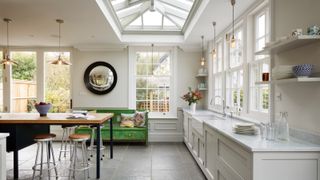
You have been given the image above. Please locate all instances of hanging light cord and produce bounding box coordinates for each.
[201,36,204,58]
[58,21,61,57]
[232,0,235,38]
[6,20,9,50]
[212,22,216,50]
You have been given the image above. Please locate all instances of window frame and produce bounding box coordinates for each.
[209,2,271,123]
[128,46,177,118]
[248,7,271,119]
[0,47,73,113]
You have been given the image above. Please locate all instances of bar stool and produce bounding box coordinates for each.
[88,125,105,161]
[58,125,75,161]
[69,134,91,180]
[32,134,58,180]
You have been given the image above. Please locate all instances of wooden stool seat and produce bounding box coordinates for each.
[34,134,56,140]
[69,134,90,141]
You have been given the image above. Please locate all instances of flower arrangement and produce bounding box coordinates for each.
[181,87,203,105]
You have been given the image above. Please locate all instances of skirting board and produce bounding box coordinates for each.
[148,132,183,142]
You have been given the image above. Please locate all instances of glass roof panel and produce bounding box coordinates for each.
[131,16,142,26]
[143,11,162,26]
[109,0,197,32]
[163,16,175,27]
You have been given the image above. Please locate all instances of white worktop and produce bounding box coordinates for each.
[184,109,320,152]
[0,133,9,139]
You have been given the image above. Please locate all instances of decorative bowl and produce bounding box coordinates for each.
[292,64,314,77]
[35,103,52,116]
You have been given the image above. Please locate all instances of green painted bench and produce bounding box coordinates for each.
[75,109,148,144]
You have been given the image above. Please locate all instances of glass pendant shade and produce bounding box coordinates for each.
[51,19,71,65]
[1,18,18,66]
[230,35,236,48]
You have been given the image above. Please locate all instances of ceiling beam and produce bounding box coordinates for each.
[157,0,192,12]
[157,2,188,19]
[156,7,182,29]
[114,0,149,11]
[117,1,150,19]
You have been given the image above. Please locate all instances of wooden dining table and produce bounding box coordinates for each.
[0,112,114,179]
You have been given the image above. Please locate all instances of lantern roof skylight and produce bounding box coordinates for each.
[107,0,199,34]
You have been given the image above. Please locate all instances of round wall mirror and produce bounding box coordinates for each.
[84,61,117,95]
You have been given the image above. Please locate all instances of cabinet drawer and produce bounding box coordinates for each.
[115,131,146,140]
[217,133,251,180]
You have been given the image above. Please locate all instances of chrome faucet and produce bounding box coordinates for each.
[213,96,227,117]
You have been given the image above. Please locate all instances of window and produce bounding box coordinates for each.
[226,69,244,109]
[0,51,3,112]
[129,47,175,117]
[229,30,243,68]
[136,51,170,113]
[11,51,37,112]
[212,41,223,107]
[44,52,71,113]
[249,9,270,114]
[226,28,244,111]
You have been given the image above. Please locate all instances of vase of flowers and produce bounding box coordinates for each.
[181,87,203,113]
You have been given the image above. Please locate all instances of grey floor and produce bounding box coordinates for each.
[6,142,206,180]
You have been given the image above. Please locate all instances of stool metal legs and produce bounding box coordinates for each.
[69,140,90,180]
[59,127,73,160]
[32,141,58,180]
[88,127,105,161]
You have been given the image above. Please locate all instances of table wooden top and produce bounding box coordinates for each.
[0,113,113,125]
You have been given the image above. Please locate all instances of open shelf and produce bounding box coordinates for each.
[256,77,320,85]
[255,81,270,85]
[196,74,208,77]
[255,35,320,55]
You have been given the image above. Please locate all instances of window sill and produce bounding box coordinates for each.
[148,115,178,120]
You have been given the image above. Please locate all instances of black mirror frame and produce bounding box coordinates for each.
[83,61,118,95]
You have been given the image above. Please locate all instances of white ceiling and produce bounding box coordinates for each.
[0,0,257,48]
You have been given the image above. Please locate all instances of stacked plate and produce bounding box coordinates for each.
[233,123,257,135]
[272,65,295,80]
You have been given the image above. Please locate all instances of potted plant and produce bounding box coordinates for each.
[181,87,203,113]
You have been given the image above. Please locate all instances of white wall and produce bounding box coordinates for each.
[71,47,201,142]
[177,49,204,109]
[72,48,202,110]
[272,0,320,134]
[72,49,128,108]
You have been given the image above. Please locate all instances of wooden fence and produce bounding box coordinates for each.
[12,80,36,112]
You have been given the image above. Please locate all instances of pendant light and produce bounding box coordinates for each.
[51,19,71,65]
[200,35,205,66]
[1,18,18,65]
[230,0,236,48]
[211,21,217,59]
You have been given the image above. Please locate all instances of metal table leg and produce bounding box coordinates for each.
[110,119,113,159]
[13,150,18,179]
[96,125,101,179]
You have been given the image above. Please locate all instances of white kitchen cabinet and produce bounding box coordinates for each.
[183,111,189,143]
[203,123,320,180]
[199,138,205,166]
[204,125,218,180]
[188,115,193,148]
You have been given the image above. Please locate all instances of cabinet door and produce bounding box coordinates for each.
[199,138,205,166]
[204,126,218,180]
[192,131,198,155]
[188,116,193,148]
[183,112,189,142]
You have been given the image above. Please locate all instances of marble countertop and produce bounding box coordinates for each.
[0,133,9,139]
[184,109,320,152]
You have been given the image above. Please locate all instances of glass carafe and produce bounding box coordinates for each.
[277,112,290,141]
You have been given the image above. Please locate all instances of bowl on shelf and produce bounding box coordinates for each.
[292,64,314,77]
[34,102,52,116]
